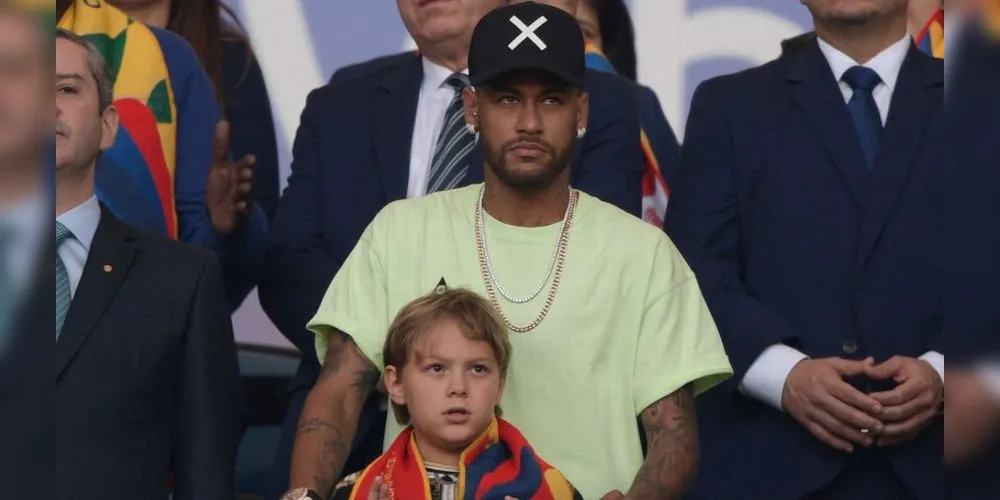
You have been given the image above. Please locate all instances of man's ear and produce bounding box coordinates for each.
[99,104,119,151]
[462,86,479,132]
[384,365,407,407]
[576,90,590,132]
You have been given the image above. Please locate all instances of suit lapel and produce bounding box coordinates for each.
[857,46,943,265]
[55,207,137,379]
[374,53,423,203]
[786,42,870,206]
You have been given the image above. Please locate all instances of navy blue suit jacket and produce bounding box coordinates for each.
[666,42,945,499]
[259,51,643,485]
[942,23,1000,500]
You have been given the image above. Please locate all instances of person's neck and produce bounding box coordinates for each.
[114,0,171,28]
[56,166,96,216]
[0,160,43,212]
[907,1,940,36]
[482,178,571,227]
[413,432,463,468]
[419,40,471,73]
[815,16,907,63]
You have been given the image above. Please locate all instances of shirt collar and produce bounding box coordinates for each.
[420,56,468,95]
[817,34,911,92]
[56,195,100,252]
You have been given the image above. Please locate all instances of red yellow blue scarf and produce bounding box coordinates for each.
[915,7,945,59]
[58,0,179,238]
[584,41,670,228]
[349,418,580,499]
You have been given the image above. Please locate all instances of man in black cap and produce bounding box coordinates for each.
[281,3,732,500]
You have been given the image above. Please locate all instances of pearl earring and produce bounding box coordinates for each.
[576,127,587,139]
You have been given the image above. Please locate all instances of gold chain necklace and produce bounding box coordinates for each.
[474,187,578,333]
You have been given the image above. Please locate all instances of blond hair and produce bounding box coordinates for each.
[383,287,511,425]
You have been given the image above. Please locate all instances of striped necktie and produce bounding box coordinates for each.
[842,66,883,170]
[427,73,474,194]
[55,221,74,341]
[0,224,13,337]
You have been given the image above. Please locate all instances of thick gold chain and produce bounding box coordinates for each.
[475,188,578,333]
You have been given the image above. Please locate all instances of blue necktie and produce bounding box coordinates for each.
[427,73,474,194]
[842,66,883,170]
[55,221,74,341]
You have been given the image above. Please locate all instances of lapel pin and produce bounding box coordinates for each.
[103,264,113,273]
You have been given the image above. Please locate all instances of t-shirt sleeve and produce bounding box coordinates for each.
[633,237,734,415]
[307,214,391,370]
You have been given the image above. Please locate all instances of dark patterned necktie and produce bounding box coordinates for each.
[427,73,474,194]
[842,66,883,170]
[55,221,74,341]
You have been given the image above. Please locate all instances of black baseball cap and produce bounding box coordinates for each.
[468,2,585,88]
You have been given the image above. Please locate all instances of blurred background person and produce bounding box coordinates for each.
[106,0,281,222]
[575,0,677,227]
[54,27,242,499]
[942,3,1000,498]
[0,3,53,496]
[260,1,647,496]
[56,0,267,310]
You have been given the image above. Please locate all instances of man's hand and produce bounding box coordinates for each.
[367,477,389,500]
[206,120,255,235]
[864,356,943,446]
[944,370,1000,466]
[782,357,884,452]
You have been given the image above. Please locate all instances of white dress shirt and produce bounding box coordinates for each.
[1,191,47,296]
[407,58,470,199]
[739,35,945,411]
[56,195,101,300]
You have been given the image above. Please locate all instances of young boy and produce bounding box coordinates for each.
[331,288,581,500]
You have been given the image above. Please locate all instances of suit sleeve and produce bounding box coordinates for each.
[258,88,341,354]
[572,77,643,216]
[665,81,802,398]
[172,254,242,500]
[162,29,267,310]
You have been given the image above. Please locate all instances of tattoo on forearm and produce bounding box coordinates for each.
[314,426,349,498]
[629,384,700,500]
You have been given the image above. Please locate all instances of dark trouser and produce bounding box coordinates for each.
[804,448,918,500]
[264,386,385,500]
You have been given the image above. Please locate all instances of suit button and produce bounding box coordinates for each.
[842,341,858,355]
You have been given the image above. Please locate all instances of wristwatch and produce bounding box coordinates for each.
[280,488,324,500]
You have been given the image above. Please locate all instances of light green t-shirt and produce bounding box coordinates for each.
[308,184,732,498]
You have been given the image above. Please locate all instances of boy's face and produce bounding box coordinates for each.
[385,318,505,453]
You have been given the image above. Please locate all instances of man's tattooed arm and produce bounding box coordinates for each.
[288,330,379,499]
[627,384,700,500]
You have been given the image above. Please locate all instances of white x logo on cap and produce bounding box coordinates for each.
[508,15,548,51]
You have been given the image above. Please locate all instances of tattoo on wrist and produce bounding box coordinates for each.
[630,384,699,500]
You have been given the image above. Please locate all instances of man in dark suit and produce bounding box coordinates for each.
[260,1,644,495]
[0,5,55,496]
[941,10,1000,499]
[667,1,946,498]
[55,29,242,499]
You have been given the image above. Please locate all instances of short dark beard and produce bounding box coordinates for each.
[482,135,573,192]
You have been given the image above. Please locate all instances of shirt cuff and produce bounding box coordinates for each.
[975,363,1000,404]
[919,351,945,383]
[739,344,809,411]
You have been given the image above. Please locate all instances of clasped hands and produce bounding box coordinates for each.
[782,355,942,452]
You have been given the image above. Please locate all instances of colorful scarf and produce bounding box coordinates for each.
[915,7,945,59]
[349,418,580,500]
[584,41,670,228]
[58,0,179,238]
